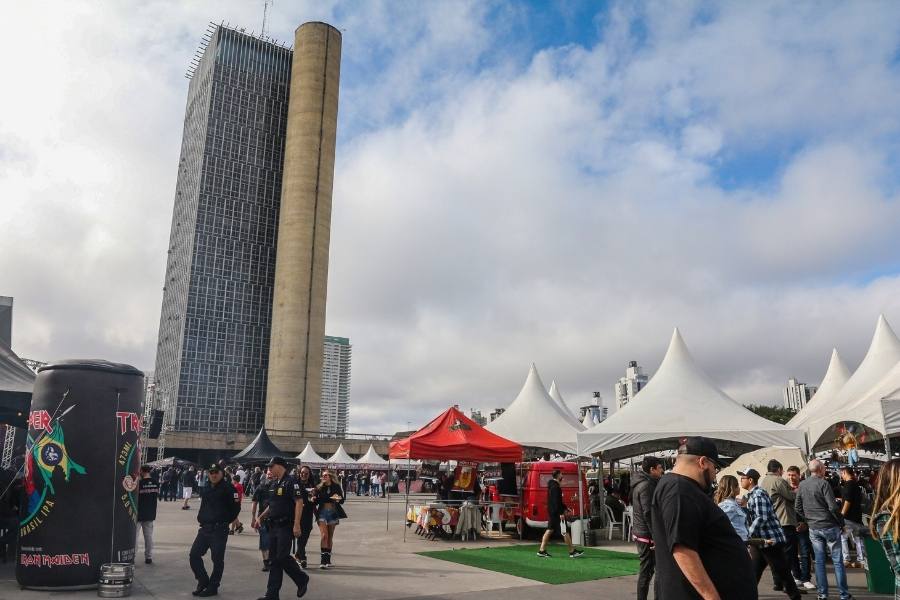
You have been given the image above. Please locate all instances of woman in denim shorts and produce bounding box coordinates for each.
[313,471,347,569]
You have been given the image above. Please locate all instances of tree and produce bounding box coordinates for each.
[744,404,797,425]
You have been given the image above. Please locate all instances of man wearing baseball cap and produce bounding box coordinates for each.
[651,437,756,599]
[189,463,241,597]
[738,467,803,599]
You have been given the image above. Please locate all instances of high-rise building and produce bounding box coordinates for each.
[784,377,817,411]
[320,336,351,436]
[489,408,505,422]
[580,392,608,424]
[0,296,12,348]
[469,410,486,426]
[153,25,293,438]
[615,360,648,410]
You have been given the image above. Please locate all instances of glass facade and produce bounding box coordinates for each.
[154,27,292,435]
[321,336,351,436]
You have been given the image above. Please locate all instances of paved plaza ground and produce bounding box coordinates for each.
[0,495,887,600]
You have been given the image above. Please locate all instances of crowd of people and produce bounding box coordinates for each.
[594,436,900,600]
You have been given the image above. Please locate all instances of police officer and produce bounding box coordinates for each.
[189,463,241,597]
[257,457,309,600]
[293,465,316,568]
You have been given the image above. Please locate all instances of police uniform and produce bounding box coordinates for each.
[189,465,241,597]
[261,457,309,600]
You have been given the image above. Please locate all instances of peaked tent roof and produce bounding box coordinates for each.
[797,315,900,448]
[581,411,594,429]
[548,380,579,422]
[232,427,287,462]
[0,341,34,428]
[295,442,328,465]
[357,444,389,466]
[486,364,584,453]
[577,329,806,459]
[326,444,356,467]
[389,406,522,463]
[787,348,851,432]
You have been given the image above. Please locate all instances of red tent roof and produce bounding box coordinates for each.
[389,406,522,463]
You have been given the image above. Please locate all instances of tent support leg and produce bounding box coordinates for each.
[403,457,410,543]
[886,435,893,459]
[386,460,391,532]
[576,454,585,547]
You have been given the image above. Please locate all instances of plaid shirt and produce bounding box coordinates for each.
[874,511,900,592]
[746,486,786,544]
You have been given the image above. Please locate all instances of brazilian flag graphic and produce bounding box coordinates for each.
[31,422,86,495]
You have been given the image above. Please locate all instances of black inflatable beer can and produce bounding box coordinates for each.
[16,359,144,589]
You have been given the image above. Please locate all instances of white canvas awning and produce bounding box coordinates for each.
[791,315,900,449]
[577,329,806,459]
[356,444,389,467]
[787,348,851,434]
[326,443,356,468]
[295,442,327,466]
[486,364,584,453]
[882,396,900,437]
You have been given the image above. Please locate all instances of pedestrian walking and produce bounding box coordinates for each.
[314,470,348,568]
[536,468,584,559]
[182,467,196,510]
[228,474,245,535]
[795,459,854,600]
[256,457,309,600]
[785,465,816,591]
[738,466,802,600]
[838,466,867,568]
[137,465,159,565]
[631,456,663,600]
[293,465,316,568]
[869,458,900,598]
[650,437,756,599]
[251,473,272,572]
[761,460,807,593]
[188,464,241,597]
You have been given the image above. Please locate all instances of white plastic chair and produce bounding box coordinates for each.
[604,505,623,541]
[485,503,505,536]
[623,505,633,541]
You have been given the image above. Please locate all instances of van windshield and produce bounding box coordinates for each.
[537,473,580,488]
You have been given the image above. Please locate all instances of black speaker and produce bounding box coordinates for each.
[148,410,164,439]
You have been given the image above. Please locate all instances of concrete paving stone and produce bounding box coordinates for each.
[0,495,887,600]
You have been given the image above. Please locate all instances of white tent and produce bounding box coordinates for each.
[486,364,585,453]
[357,444,389,467]
[717,446,808,484]
[793,315,900,449]
[787,348,851,434]
[581,411,594,429]
[326,443,356,468]
[295,442,328,466]
[577,329,806,459]
[548,380,579,422]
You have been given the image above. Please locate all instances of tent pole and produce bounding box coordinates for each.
[403,456,410,543]
[576,440,585,547]
[385,460,391,532]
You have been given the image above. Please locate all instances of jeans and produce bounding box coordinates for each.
[795,526,813,583]
[635,540,656,600]
[841,520,866,565]
[751,543,802,600]
[809,526,850,599]
[136,520,154,560]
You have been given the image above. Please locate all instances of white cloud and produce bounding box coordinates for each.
[3,1,900,435]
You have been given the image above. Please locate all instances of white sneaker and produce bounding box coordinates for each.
[802,581,816,590]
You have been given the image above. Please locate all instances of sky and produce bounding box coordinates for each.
[3,1,900,435]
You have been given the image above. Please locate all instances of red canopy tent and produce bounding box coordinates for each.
[389,406,522,463]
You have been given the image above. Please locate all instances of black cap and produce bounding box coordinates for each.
[266,456,288,468]
[207,463,221,473]
[736,466,761,482]
[677,436,725,467]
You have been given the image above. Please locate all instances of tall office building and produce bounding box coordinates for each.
[153,25,292,437]
[784,377,817,411]
[320,336,351,436]
[0,297,11,348]
[615,360,649,409]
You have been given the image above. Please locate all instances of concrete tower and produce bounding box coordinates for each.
[265,22,342,437]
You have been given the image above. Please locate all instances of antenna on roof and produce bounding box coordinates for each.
[261,0,273,38]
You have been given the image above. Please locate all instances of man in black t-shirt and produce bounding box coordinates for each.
[838,466,866,568]
[137,466,159,564]
[651,437,757,600]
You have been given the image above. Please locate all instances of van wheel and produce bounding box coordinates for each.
[516,518,533,540]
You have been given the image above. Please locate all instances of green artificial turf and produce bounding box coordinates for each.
[417,544,640,585]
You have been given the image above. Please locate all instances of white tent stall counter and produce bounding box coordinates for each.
[577,329,806,460]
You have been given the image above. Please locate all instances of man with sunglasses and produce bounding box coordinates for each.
[651,437,756,600]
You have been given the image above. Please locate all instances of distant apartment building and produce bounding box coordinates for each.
[469,410,487,426]
[0,297,11,348]
[615,361,649,409]
[320,336,351,436]
[489,408,505,422]
[784,377,817,412]
[580,392,608,424]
